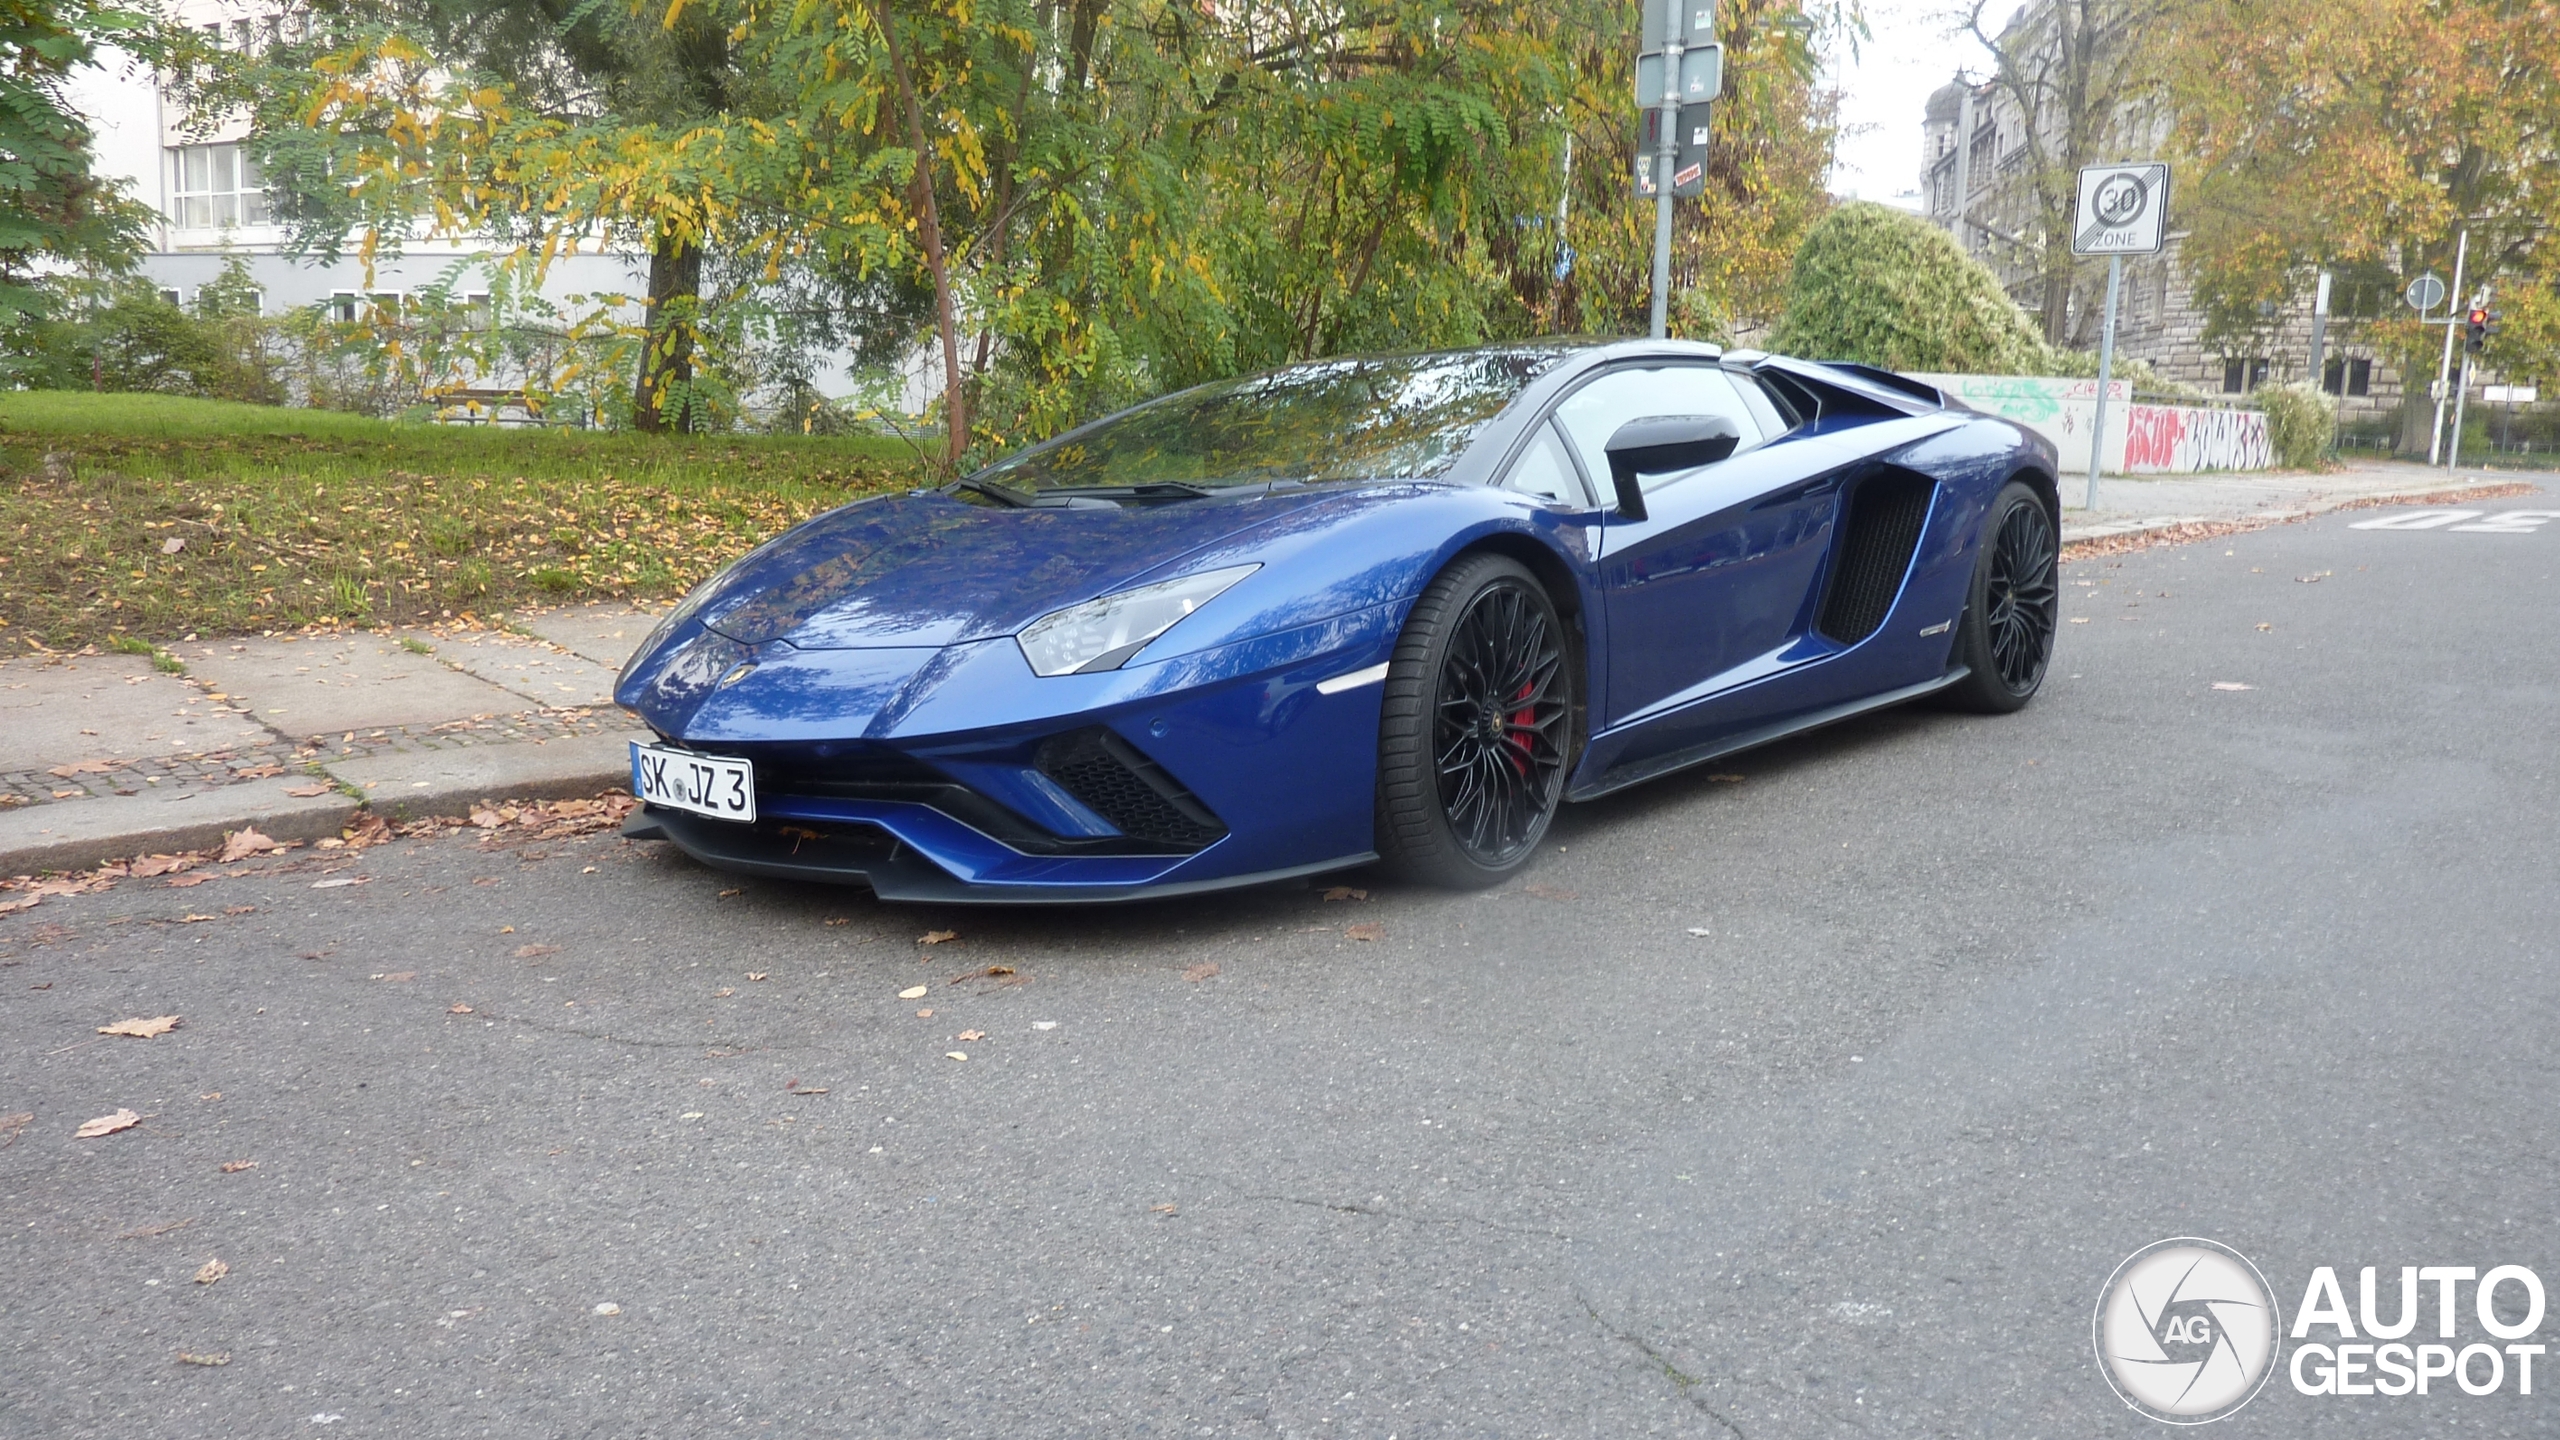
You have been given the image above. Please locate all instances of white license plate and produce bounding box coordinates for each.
[631,743,756,824]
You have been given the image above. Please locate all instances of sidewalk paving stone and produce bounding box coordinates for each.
[517,603,663,671]
[183,633,532,736]
[0,654,270,776]
[408,629,621,709]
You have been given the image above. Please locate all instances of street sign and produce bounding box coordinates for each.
[2483,385,2538,404]
[1635,107,1709,198]
[2404,273,2447,312]
[1634,45,1723,109]
[2070,162,2169,255]
[1640,0,1719,50]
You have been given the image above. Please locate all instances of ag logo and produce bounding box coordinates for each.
[2094,1238,2282,1423]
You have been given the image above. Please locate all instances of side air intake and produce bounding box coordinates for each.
[1817,469,1936,645]
[1035,729,1227,851]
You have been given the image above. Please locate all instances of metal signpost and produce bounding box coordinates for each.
[2070,162,2170,509]
[1637,0,1721,338]
[2428,231,2467,465]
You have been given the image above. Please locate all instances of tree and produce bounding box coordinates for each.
[1766,200,2050,371]
[2160,0,2560,450]
[0,0,162,336]
[1958,0,2183,346]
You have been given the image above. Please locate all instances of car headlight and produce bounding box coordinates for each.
[1017,564,1259,677]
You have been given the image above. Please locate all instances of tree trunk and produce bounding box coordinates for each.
[634,227,703,433]
[875,0,966,471]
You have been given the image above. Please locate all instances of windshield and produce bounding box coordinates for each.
[968,346,1581,494]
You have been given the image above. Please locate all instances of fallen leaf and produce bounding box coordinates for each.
[914,1008,934,1018]
[944,1051,968,1062]
[0,896,39,915]
[194,1258,229,1285]
[129,854,192,878]
[223,905,254,915]
[713,987,735,998]
[177,913,217,924]
[161,536,186,555]
[592,1302,621,1316]
[957,1029,986,1042]
[918,929,958,945]
[2255,623,2273,632]
[1151,1203,1179,1216]
[717,887,742,898]
[897,985,929,1000]
[176,1352,230,1367]
[48,759,117,778]
[218,1160,257,1173]
[341,813,392,849]
[374,972,416,983]
[1522,882,1579,901]
[2211,682,2255,692]
[166,873,211,888]
[0,1112,32,1148]
[823,916,851,926]
[310,876,369,890]
[98,1015,182,1039]
[512,943,560,958]
[468,808,504,829]
[1345,923,1385,942]
[1322,886,1368,902]
[233,765,284,780]
[283,782,333,797]
[447,1004,473,1014]
[746,972,768,982]
[219,828,281,862]
[2069,616,2091,624]
[1183,961,1220,982]
[1706,773,1746,783]
[76,1109,141,1138]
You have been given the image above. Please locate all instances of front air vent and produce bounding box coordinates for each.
[1035,728,1227,851]
[1817,469,1935,645]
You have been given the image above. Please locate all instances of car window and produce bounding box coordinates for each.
[1552,364,1765,498]
[1500,420,1590,506]
[1729,370,1793,438]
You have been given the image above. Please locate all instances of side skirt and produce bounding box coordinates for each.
[1567,666,1970,803]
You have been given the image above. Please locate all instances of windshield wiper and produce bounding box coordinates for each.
[949,478,1034,508]
[1034,481,1223,501]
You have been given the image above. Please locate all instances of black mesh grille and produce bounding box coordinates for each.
[1817,469,1935,645]
[1035,729,1227,850]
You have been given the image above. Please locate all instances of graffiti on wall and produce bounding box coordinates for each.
[2122,405,2271,473]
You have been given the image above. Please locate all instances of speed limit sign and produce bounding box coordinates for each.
[2072,163,2169,255]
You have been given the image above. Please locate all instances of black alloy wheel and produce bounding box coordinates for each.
[1375,554,1572,887]
[1939,479,2059,713]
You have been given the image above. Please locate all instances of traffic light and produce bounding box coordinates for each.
[2466,306,2489,354]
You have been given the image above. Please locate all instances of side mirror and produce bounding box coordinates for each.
[1603,414,1741,521]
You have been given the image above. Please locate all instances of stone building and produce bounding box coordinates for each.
[1918,62,2405,429]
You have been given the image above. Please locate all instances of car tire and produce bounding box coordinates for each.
[1937,479,2059,714]
[1373,554,1573,888]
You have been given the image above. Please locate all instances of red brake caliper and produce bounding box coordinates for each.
[1504,682,1536,775]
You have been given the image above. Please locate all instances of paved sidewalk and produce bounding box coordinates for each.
[0,459,2545,878]
[2058,457,2537,543]
[1,604,663,875]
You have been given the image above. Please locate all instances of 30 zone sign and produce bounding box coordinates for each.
[2349,508,2560,534]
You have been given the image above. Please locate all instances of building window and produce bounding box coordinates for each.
[173,143,270,229]
[2323,357,2372,397]
[329,291,360,323]
[2222,358,2271,394]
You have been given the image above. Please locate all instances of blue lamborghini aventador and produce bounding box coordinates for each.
[615,339,2062,902]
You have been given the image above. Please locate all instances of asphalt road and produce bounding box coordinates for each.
[5,490,2556,1439]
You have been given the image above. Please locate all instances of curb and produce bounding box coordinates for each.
[0,783,359,878]
[2061,475,2538,549]
[323,731,642,823]
[1,731,646,878]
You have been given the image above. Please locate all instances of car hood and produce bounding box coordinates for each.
[692,488,1353,650]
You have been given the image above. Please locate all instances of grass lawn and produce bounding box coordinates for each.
[0,393,935,648]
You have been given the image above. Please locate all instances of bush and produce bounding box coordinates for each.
[2257,381,2334,469]
[1768,203,2050,374]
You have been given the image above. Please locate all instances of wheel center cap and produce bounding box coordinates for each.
[1478,705,1507,741]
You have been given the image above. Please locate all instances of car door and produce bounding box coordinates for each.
[1557,363,1843,731]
